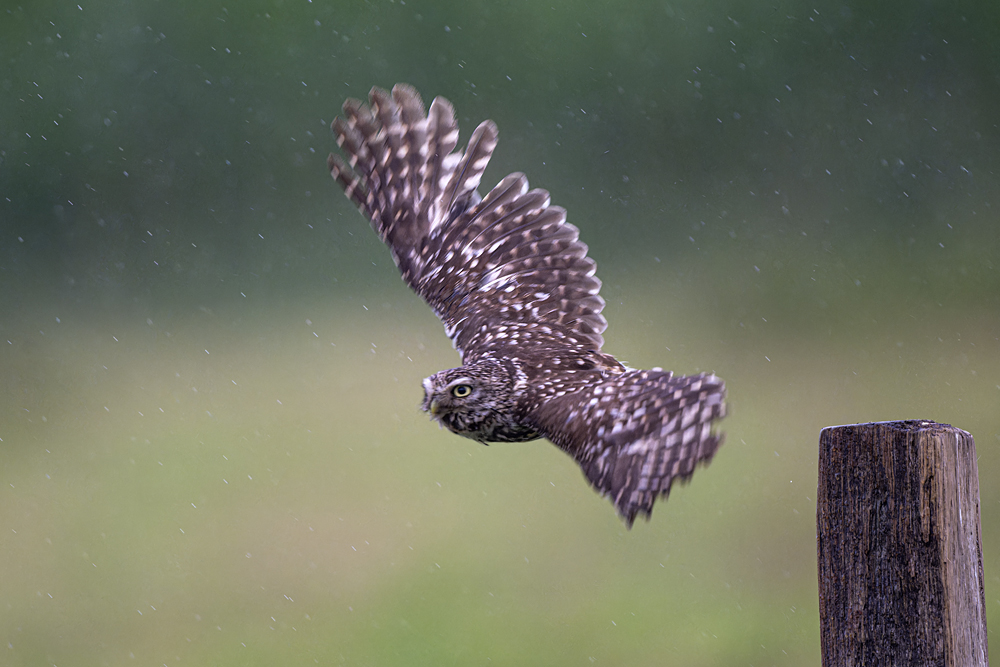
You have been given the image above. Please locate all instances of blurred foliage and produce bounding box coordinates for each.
[2,0,999,306]
[1,0,1000,665]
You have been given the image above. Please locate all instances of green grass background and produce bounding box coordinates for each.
[4,267,998,665]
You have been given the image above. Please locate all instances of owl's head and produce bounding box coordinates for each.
[421,369,488,430]
[420,360,513,442]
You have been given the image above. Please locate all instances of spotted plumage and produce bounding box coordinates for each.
[328,83,726,527]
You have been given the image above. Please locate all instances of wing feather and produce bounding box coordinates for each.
[531,371,727,527]
[439,120,499,221]
[329,83,609,356]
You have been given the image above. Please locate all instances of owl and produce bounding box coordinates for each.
[328,83,726,527]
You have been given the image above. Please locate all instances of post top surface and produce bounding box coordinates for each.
[820,420,971,438]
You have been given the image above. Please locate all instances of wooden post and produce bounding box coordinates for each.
[817,421,987,666]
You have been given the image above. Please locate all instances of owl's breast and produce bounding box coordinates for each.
[439,410,541,444]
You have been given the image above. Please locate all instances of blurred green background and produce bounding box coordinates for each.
[2,1,999,665]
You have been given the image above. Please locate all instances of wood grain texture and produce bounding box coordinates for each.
[817,421,987,667]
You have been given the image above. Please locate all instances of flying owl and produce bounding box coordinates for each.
[328,83,726,527]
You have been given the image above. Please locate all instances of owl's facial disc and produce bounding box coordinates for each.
[421,377,437,413]
[421,375,474,416]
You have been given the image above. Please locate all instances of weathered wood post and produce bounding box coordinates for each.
[817,421,987,666]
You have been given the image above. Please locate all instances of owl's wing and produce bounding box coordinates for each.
[329,84,608,357]
[530,370,726,527]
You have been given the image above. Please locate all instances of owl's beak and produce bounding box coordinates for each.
[428,398,441,415]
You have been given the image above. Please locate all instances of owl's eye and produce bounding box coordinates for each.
[450,384,473,398]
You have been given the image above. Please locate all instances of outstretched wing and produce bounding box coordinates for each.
[329,84,608,357]
[531,370,726,527]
